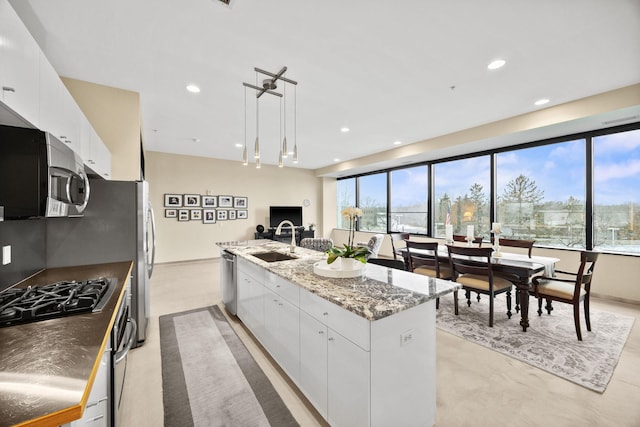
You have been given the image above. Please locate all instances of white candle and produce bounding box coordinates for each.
[445,224,453,241]
[467,225,474,239]
[492,222,501,234]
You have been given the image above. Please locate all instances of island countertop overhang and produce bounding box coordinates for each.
[217,240,460,321]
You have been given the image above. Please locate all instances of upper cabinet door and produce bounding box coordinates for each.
[0,0,40,126]
[39,53,82,154]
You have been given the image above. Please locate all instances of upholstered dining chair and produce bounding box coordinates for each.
[357,234,385,259]
[453,235,483,246]
[491,237,535,257]
[405,241,451,280]
[389,232,410,260]
[406,241,454,309]
[367,257,406,270]
[531,251,599,341]
[300,238,334,252]
[446,245,514,327]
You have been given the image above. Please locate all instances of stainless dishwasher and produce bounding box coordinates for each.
[221,250,237,315]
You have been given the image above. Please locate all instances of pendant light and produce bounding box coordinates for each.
[282,84,288,158]
[292,83,298,163]
[242,66,298,168]
[242,86,248,165]
[278,97,284,168]
[254,86,260,160]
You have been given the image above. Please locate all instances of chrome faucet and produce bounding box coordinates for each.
[275,220,296,253]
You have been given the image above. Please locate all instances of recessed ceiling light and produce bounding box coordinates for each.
[393,140,402,146]
[340,127,350,133]
[333,158,340,162]
[487,59,506,70]
[186,84,201,93]
[534,98,550,106]
[235,143,243,148]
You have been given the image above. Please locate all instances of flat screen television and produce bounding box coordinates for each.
[269,206,303,228]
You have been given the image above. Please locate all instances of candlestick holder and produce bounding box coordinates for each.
[465,236,474,247]
[493,233,502,257]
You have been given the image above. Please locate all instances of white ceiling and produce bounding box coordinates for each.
[11,0,640,174]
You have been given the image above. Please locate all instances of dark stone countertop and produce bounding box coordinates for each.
[0,261,133,427]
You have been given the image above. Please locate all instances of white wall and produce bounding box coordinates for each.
[146,151,322,263]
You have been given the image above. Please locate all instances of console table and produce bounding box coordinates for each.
[254,228,314,246]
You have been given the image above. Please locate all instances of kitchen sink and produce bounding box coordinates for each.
[252,251,297,262]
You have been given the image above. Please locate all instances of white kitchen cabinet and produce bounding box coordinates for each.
[39,52,82,153]
[299,311,328,419]
[328,328,370,427]
[85,128,112,178]
[299,291,370,427]
[237,266,265,341]
[0,0,40,126]
[235,254,438,427]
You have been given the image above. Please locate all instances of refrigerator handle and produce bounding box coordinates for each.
[147,205,157,278]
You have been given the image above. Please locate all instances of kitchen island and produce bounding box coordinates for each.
[218,240,460,427]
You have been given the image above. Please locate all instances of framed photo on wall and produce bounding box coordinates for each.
[217,210,228,221]
[233,196,247,208]
[237,210,248,219]
[202,196,217,208]
[203,209,216,224]
[218,196,233,208]
[165,209,177,218]
[228,210,236,220]
[184,194,200,207]
[178,209,189,221]
[164,194,182,207]
[190,210,202,220]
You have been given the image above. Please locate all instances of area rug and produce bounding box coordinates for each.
[159,305,299,427]
[435,294,635,393]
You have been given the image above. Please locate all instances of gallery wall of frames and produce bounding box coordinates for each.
[163,193,248,224]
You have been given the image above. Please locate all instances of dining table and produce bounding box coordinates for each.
[399,245,560,332]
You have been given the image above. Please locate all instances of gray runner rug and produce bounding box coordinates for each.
[159,305,299,427]
[435,294,635,393]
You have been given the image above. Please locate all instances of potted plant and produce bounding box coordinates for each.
[327,207,370,267]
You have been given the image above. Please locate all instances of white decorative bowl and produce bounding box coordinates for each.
[313,259,365,278]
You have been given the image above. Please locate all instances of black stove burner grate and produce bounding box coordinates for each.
[0,278,114,327]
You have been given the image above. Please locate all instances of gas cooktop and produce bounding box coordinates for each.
[0,277,116,328]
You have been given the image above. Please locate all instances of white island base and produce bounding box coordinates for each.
[221,242,457,427]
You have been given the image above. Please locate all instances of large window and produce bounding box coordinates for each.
[433,156,490,238]
[335,123,639,255]
[593,128,640,254]
[496,140,586,248]
[336,177,355,229]
[358,173,387,232]
[389,166,428,233]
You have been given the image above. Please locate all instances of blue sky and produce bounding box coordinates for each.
[343,128,639,207]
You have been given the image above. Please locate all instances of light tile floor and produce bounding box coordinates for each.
[121,259,640,426]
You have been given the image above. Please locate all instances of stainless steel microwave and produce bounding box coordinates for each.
[0,125,90,219]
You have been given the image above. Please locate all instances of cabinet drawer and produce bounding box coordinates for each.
[238,258,265,282]
[300,289,370,351]
[265,273,299,306]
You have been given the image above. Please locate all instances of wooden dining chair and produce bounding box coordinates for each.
[406,241,454,309]
[531,251,599,341]
[491,237,535,257]
[389,232,411,260]
[452,234,483,246]
[446,245,514,327]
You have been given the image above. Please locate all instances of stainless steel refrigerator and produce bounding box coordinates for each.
[46,180,156,348]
